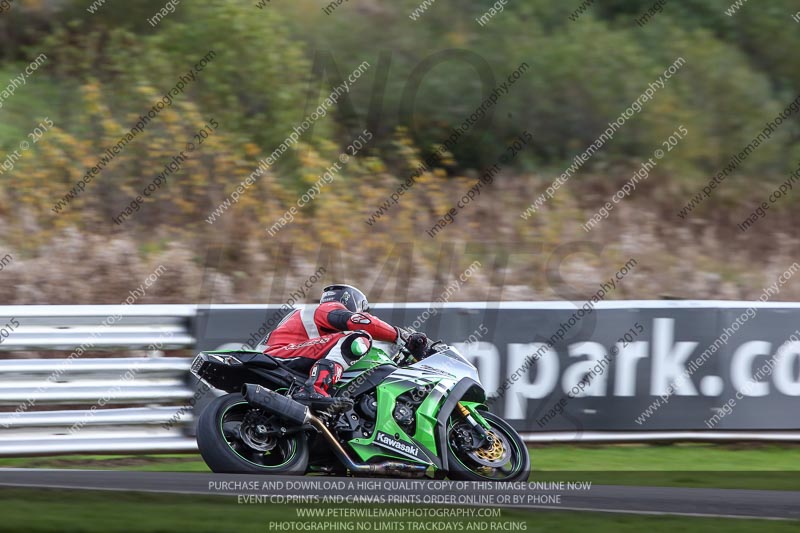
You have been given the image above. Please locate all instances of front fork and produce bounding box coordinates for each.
[456,401,492,448]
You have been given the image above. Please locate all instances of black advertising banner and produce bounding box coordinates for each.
[194,302,800,432]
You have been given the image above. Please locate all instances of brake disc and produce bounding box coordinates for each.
[465,430,510,467]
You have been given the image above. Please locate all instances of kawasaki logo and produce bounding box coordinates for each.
[375,431,420,458]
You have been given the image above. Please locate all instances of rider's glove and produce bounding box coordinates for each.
[404,332,428,360]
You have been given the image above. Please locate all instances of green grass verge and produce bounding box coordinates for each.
[1,444,798,490]
[530,443,800,471]
[530,443,800,491]
[0,454,210,472]
[0,489,796,533]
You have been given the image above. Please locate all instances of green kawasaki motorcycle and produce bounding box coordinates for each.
[191,341,529,481]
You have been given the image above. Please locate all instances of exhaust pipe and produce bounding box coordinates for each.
[242,384,427,477]
[242,384,310,426]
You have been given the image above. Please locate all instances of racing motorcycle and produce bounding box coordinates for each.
[191,339,529,481]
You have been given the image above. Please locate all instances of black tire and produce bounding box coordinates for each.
[446,411,530,482]
[197,392,309,474]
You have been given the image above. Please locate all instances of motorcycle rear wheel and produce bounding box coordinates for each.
[197,392,309,474]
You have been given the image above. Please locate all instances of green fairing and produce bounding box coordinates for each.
[347,379,434,466]
[336,347,482,470]
[338,348,393,379]
[412,379,446,457]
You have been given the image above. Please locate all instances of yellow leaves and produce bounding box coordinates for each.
[244,143,261,158]
[446,31,469,47]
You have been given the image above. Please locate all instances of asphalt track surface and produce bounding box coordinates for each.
[0,469,798,521]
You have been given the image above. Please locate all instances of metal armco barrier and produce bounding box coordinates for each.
[0,306,198,456]
[0,357,199,456]
[1,302,800,456]
[0,358,194,405]
[0,305,195,351]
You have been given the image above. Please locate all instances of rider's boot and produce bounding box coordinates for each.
[293,359,353,412]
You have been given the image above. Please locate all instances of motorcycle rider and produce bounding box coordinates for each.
[260,284,429,408]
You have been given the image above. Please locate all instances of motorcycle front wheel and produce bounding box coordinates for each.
[446,411,530,482]
[197,392,309,474]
